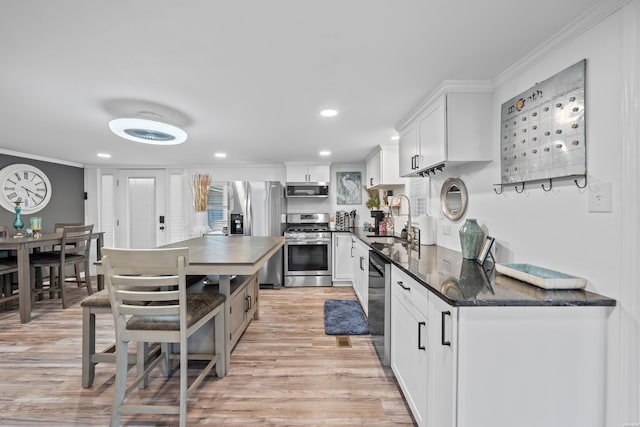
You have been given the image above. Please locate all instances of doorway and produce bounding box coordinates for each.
[117,170,166,248]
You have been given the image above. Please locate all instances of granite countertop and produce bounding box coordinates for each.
[350,228,616,308]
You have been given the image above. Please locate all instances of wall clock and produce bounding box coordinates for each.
[0,163,53,214]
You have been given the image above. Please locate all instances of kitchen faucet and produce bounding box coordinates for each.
[393,194,413,243]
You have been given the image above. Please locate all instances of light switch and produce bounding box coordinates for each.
[588,182,612,213]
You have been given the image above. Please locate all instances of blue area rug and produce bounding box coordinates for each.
[324,299,369,335]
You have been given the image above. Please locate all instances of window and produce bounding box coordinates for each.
[408,177,429,218]
[207,182,228,232]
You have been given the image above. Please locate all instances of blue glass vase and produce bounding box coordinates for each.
[13,203,24,237]
[459,218,484,259]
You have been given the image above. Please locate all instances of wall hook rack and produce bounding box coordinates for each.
[514,182,525,193]
[541,179,553,192]
[493,184,503,195]
[574,175,587,189]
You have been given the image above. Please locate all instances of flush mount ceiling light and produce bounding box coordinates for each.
[320,109,338,117]
[109,118,187,145]
[319,150,331,156]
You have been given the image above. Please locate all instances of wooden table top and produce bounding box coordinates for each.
[160,235,285,275]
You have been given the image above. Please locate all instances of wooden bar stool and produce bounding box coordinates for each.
[102,247,226,427]
[81,289,159,388]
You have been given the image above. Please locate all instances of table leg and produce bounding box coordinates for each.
[17,245,31,323]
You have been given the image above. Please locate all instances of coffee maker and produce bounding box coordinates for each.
[370,210,385,234]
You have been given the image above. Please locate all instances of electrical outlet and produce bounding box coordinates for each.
[588,182,612,213]
[442,224,451,235]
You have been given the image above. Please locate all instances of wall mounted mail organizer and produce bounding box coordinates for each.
[495,59,587,194]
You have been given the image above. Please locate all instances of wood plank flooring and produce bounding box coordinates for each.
[0,284,416,426]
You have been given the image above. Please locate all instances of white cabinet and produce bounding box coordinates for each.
[366,144,404,189]
[228,274,259,350]
[427,292,457,427]
[332,232,353,284]
[397,85,492,177]
[398,122,418,177]
[286,164,330,182]
[390,265,428,427]
[351,236,369,315]
[389,263,610,427]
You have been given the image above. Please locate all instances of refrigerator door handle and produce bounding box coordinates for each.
[245,182,252,236]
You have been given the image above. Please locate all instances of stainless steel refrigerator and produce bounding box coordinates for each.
[228,181,287,288]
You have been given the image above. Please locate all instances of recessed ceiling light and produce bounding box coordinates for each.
[109,118,187,145]
[214,152,227,158]
[391,135,400,141]
[319,150,331,156]
[97,153,111,158]
[320,109,338,117]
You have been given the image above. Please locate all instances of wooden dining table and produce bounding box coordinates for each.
[0,231,104,323]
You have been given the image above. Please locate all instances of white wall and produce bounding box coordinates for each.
[423,2,638,424]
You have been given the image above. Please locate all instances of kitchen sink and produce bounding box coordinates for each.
[366,235,408,245]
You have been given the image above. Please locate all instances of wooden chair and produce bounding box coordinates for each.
[0,226,18,308]
[30,224,94,309]
[53,222,83,286]
[81,289,159,388]
[102,247,226,427]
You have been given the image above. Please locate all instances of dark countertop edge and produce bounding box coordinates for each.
[351,229,617,308]
[392,261,616,308]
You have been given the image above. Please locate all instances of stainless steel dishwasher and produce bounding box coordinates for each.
[368,250,391,366]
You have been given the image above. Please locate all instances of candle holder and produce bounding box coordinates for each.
[30,216,42,238]
[13,201,24,238]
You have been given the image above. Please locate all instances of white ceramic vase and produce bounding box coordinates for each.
[190,211,212,238]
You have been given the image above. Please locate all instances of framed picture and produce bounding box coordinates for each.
[476,236,495,265]
[336,172,362,205]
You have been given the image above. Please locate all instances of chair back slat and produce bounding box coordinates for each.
[119,304,180,317]
[114,288,180,303]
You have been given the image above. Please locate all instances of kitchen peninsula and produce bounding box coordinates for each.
[98,235,284,375]
[352,229,615,427]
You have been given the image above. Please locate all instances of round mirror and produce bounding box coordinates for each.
[440,178,468,221]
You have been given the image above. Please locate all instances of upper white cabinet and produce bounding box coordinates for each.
[397,82,493,177]
[365,144,404,189]
[286,164,330,183]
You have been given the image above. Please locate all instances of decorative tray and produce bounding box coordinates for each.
[495,263,586,289]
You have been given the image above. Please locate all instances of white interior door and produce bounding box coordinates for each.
[117,170,166,248]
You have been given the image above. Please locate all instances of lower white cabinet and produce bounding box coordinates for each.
[351,237,369,315]
[390,264,611,427]
[391,266,428,426]
[332,232,353,284]
[228,274,258,350]
[427,291,457,427]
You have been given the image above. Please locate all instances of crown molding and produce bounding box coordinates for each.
[0,148,85,168]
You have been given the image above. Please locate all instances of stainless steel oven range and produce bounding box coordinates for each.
[284,213,332,287]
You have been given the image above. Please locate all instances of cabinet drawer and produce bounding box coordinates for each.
[391,265,428,315]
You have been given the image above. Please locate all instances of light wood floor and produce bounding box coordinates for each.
[0,283,415,426]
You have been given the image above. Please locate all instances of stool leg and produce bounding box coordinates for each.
[82,307,96,388]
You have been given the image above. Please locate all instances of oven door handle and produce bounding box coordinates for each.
[286,240,331,245]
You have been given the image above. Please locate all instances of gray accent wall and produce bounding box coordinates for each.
[0,154,84,233]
